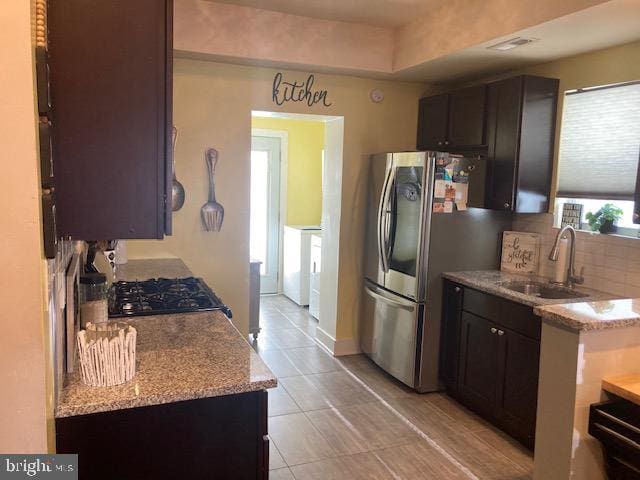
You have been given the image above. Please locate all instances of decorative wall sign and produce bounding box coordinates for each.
[501,231,540,274]
[561,203,583,229]
[272,72,332,107]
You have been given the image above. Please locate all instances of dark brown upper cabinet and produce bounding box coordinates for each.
[48,0,173,240]
[634,152,640,224]
[447,86,487,149]
[485,75,559,213]
[417,93,449,150]
[417,85,487,151]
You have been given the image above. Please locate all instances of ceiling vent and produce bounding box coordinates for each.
[487,37,538,51]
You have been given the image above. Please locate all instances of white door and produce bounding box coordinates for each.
[250,136,281,294]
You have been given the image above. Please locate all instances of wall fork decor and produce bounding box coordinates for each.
[201,148,224,232]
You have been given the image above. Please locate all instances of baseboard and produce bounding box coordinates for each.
[314,327,335,354]
[334,337,361,356]
[315,327,361,356]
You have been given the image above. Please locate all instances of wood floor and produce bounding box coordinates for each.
[253,295,533,480]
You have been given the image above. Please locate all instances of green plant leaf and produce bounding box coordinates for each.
[585,203,623,232]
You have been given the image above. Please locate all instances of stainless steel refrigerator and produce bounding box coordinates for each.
[360,151,511,392]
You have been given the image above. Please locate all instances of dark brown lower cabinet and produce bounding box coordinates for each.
[497,327,540,446]
[458,312,499,420]
[440,280,540,449]
[56,390,269,480]
[439,281,464,392]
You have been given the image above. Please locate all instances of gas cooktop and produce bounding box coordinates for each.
[108,277,232,318]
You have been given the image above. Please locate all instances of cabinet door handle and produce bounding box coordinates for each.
[454,286,461,293]
[444,141,449,145]
[497,329,505,336]
[490,327,497,334]
[504,202,511,209]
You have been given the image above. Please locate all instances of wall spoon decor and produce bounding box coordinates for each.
[171,126,185,211]
[201,148,224,232]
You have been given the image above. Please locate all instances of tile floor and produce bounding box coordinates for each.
[253,295,533,480]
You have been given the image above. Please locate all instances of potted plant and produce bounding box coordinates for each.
[585,203,624,234]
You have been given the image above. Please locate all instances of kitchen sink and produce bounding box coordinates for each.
[500,281,589,300]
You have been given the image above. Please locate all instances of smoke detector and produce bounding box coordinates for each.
[487,37,538,51]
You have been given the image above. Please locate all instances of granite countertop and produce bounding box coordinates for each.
[442,270,617,308]
[534,298,640,332]
[602,374,640,405]
[115,258,192,281]
[56,311,277,418]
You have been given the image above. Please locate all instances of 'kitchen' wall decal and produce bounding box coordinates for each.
[272,72,332,107]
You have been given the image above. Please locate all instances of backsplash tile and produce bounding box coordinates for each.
[513,213,640,298]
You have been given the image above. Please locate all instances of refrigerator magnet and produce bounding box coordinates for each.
[433,202,445,213]
[444,201,454,213]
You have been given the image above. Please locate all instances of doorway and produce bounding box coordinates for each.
[250,134,285,294]
[250,111,345,354]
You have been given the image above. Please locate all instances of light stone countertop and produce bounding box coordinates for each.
[442,270,630,332]
[442,270,617,308]
[56,311,277,418]
[115,258,192,281]
[534,298,640,332]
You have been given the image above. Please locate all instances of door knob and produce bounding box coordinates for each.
[490,327,497,334]
[504,202,511,209]
[497,330,505,336]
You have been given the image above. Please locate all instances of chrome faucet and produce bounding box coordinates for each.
[548,225,584,288]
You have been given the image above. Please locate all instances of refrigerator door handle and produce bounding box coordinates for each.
[378,167,395,273]
[364,284,415,312]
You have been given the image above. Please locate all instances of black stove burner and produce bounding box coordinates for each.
[109,277,232,318]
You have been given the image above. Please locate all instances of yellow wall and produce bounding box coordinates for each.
[251,117,325,226]
[455,40,640,211]
[0,0,49,453]
[128,58,425,339]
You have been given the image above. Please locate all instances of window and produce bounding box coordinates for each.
[555,198,639,237]
[555,81,640,236]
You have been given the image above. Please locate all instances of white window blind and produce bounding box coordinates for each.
[557,82,640,200]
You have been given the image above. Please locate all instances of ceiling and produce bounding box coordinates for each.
[185,0,640,84]
[397,0,640,83]
[210,0,447,27]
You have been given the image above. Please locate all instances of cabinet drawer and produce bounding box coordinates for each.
[500,301,540,340]
[589,400,640,476]
[463,287,540,340]
[463,288,502,320]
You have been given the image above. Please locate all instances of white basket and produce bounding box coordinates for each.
[77,322,137,387]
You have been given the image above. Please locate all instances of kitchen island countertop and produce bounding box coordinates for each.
[535,298,640,332]
[56,311,277,418]
[602,374,640,405]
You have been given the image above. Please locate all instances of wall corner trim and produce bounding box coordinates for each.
[315,326,361,356]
